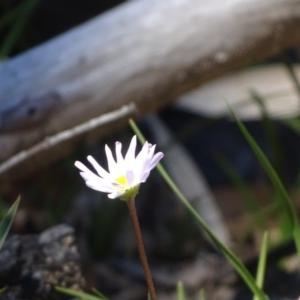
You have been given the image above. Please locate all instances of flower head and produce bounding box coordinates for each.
[75,135,163,200]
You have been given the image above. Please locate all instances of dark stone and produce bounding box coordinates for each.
[0,224,85,300]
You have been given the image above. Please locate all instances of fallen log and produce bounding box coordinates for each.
[1,0,300,183]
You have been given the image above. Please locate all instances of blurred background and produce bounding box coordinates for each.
[1,0,300,299]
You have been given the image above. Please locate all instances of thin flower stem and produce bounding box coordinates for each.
[126,198,157,300]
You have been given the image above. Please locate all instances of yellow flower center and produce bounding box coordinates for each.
[115,175,128,187]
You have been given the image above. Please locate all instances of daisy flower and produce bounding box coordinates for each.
[75,135,164,200]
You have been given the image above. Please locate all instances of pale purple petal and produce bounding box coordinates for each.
[135,142,150,175]
[126,170,136,187]
[105,145,118,174]
[147,144,156,160]
[140,171,150,182]
[142,145,156,172]
[147,152,164,171]
[87,156,110,179]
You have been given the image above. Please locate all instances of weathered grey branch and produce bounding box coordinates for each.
[0,103,136,179]
[1,0,300,183]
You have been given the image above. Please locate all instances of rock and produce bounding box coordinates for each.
[0,224,85,300]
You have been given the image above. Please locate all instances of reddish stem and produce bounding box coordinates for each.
[126,198,157,300]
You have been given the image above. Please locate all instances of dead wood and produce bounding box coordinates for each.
[176,64,300,120]
[1,0,300,183]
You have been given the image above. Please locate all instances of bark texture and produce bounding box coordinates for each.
[0,0,300,182]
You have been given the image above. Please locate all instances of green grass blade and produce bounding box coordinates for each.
[0,0,38,58]
[282,55,300,99]
[250,90,283,178]
[177,281,186,300]
[199,289,206,300]
[253,232,268,300]
[249,90,289,234]
[0,196,20,250]
[230,109,300,265]
[129,119,268,300]
[91,288,108,300]
[55,287,106,300]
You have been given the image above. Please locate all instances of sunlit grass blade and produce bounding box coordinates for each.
[249,89,293,234]
[282,54,300,99]
[0,196,20,250]
[249,90,290,235]
[230,109,300,265]
[253,232,268,300]
[91,288,108,300]
[55,287,106,300]
[0,287,7,295]
[129,119,268,300]
[282,117,300,135]
[249,90,283,178]
[177,281,186,300]
[199,289,206,300]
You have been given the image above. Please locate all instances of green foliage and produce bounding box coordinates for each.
[129,119,268,300]
[0,196,20,250]
[0,0,38,59]
[199,289,206,300]
[253,232,268,300]
[177,281,186,300]
[231,109,300,266]
[55,287,107,300]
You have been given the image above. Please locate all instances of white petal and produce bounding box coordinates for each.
[75,161,99,180]
[87,156,110,179]
[79,171,98,182]
[108,191,123,199]
[135,142,149,167]
[115,142,125,166]
[105,145,118,174]
[125,135,137,165]
[79,170,114,189]
[86,181,114,193]
[75,136,164,196]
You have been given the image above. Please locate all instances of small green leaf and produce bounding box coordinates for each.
[0,196,20,250]
[91,288,108,300]
[55,286,106,300]
[177,281,186,300]
[199,289,206,300]
[253,232,268,300]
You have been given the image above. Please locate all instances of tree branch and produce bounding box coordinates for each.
[0,0,300,183]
